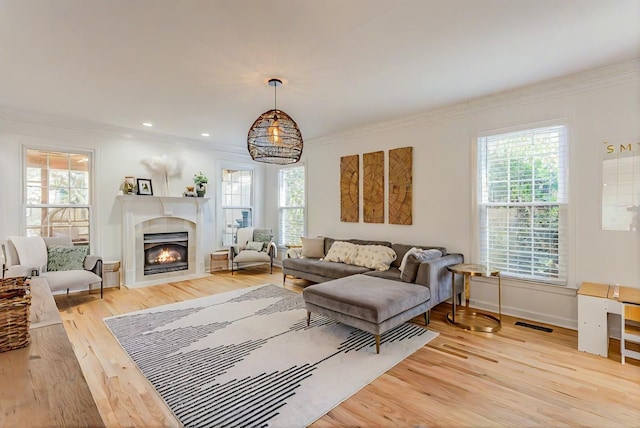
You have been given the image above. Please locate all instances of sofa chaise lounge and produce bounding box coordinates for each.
[283,237,464,311]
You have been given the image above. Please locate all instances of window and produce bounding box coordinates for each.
[221,168,252,246]
[278,166,305,246]
[25,149,92,246]
[477,125,568,285]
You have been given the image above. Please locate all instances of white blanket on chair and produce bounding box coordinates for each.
[236,227,255,248]
[9,236,48,273]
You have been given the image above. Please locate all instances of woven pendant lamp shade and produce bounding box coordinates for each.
[247,79,303,164]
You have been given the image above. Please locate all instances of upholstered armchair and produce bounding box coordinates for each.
[2,235,103,298]
[229,228,277,274]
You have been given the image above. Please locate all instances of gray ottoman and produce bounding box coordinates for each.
[302,274,430,353]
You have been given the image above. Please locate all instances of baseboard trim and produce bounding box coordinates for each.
[123,272,211,289]
[469,299,577,330]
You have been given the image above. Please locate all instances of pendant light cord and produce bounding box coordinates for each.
[273,82,277,112]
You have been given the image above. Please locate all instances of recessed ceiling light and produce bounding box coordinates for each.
[201,133,210,137]
[142,122,153,127]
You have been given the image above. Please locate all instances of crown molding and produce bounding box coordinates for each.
[310,59,640,145]
[0,106,249,156]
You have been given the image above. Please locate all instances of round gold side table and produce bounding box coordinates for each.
[447,263,501,332]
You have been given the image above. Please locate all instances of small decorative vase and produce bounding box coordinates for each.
[196,182,206,197]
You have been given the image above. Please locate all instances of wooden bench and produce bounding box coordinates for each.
[0,277,104,427]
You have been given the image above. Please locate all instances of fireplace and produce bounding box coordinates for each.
[118,195,210,287]
[143,232,188,276]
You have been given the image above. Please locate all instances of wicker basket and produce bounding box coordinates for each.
[0,276,31,352]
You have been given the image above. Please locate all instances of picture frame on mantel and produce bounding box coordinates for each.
[136,178,153,196]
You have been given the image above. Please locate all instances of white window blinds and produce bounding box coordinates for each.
[278,166,305,246]
[478,125,568,285]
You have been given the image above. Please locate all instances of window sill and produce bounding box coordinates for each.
[471,276,578,296]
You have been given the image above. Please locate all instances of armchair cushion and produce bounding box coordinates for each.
[43,270,102,292]
[47,246,89,271]
[233,250,272,264]
[246,241,265,252]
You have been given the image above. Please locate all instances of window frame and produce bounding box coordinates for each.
[22,146,95,249]
[278,164,306,247]
[219,166,254,247]
[474,121,570,287]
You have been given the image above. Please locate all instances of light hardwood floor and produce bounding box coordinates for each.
[49,268,640,427]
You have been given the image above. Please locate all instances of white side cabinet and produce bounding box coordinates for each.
[577,282,639,362]
[578,293,609,357]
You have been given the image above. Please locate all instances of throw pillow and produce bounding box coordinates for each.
[301,237,325,258]
[47,246,89,272]
[324,241,358,264]
[353,245,397,271]
[253,230,272,246]
[399,247,422,274]
[401,249,443,283]
[246,241,265,251]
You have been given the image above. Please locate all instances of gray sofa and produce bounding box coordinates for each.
[283,237,464,310]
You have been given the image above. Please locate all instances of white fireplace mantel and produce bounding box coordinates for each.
[117,195,211,287]
[117,195,210,216]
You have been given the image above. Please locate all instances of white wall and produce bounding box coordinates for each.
[0,115,264,271]
[265,61,640,329]
[2,62,638,329]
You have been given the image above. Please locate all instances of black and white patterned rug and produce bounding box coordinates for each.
[104,284,437,427]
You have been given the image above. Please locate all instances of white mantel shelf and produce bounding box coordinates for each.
[116,195,210,217]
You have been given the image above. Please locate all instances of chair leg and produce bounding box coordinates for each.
[306,311,311,327]
[375,335,381,354]
[270,259,273,274]
[231,261,234,275]
[101,282,103,299]
[424,310,430,325]
[282,272,287,286]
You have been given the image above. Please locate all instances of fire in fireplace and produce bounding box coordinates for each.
[143,231,188,275]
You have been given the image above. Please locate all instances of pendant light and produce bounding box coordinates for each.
[247,78,303,164]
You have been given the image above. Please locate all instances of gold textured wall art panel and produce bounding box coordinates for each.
[363,151,384,223]
[389,146,413,225]
[340,155,359,222]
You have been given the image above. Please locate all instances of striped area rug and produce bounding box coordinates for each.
[104,284,437,427]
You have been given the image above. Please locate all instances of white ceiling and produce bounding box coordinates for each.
[1,0,638,148]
